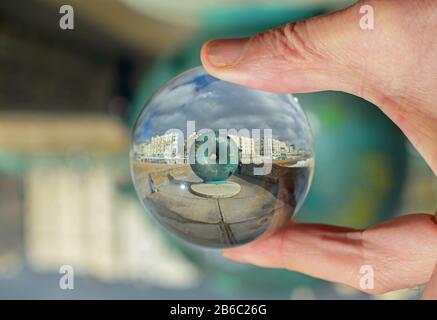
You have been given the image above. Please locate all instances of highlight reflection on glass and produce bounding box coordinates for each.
[131,67,314,248]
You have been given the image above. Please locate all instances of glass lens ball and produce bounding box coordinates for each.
[131,66,314,248]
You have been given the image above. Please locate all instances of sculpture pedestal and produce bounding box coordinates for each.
[190,181,241,199]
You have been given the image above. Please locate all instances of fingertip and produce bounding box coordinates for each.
[200,36,330,94]
[222,248,242,261]
[200,40,216,75]
[222,247,254,264]
[200,38,253,86]
[199,40,211,67]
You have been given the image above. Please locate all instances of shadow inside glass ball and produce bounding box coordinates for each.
[131,67,314,248]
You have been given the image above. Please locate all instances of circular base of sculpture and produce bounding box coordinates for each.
[190,181,241,199]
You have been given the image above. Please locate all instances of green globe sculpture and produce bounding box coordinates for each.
[190,131,240,183]
[189,131,242,199]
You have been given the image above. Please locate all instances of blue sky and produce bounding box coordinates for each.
[134,67,313,151]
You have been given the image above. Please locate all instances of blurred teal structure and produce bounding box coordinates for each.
[129,6,407,297]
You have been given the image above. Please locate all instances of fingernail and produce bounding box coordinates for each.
[206,38,248,68]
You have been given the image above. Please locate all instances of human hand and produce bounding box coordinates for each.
[200,0,437,297]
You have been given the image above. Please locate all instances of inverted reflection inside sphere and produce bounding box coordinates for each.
[131,67,314,248]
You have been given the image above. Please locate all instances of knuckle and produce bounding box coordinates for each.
[357,229,395,295]
[252,21,325,64]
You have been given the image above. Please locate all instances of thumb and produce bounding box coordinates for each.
[200,2,372,94]
[201,0,437,175]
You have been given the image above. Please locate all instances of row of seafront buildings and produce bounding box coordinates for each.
[133,131,302,164]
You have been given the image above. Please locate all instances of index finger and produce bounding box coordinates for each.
[223,213,437,294]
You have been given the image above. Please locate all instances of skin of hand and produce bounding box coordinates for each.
[200,0,437,297]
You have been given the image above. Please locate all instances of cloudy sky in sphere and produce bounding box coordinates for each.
[134,67,313,151]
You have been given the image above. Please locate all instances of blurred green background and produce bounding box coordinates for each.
[0,0,435,299]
